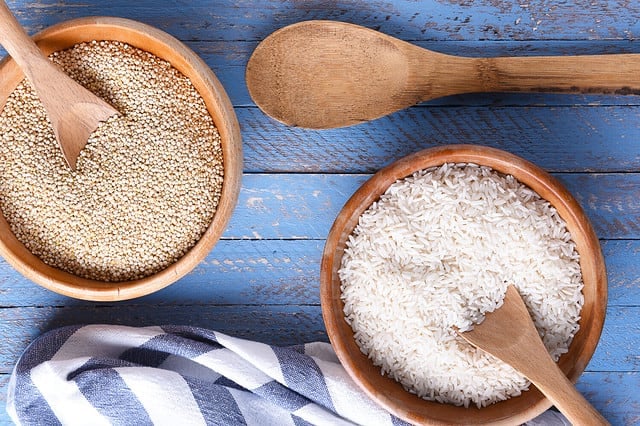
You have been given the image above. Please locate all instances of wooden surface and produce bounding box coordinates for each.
[0,1,639,424]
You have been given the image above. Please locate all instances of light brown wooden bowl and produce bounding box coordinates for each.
[0,17,242,301]
[320,145,607,425]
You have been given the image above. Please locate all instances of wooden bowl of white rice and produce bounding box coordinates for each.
[320,144,606,425]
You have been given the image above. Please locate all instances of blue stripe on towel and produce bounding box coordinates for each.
[183,377,247,426]
[120,333,216,367]
[272,345,336,412]
[292,414,316,426]
[254,380,310,411]
[73,367,153,425]
[392,414,412,426]
[10,325,82,425]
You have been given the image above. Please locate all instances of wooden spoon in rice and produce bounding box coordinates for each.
[459,285,609,425]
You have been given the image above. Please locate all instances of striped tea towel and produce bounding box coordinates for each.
[6,324,570,425]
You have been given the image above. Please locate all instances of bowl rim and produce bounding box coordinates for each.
[0,17,243,301]
[320,144,607,425]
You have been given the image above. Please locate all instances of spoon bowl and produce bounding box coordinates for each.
[247,20,416,128]
[247,20,640,128]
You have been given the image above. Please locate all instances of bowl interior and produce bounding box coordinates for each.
[0,17,242,301]
[320,145,607,425]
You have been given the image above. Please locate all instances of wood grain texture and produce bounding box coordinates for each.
[0,306,636,374]
[237,107,640,173]
[3,0,640,42]
[246,21,640,129]
[0,239,637,308]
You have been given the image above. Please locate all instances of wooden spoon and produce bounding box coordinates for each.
[246,20,640,129]
[0,1,118,169]
[459,285,609,425]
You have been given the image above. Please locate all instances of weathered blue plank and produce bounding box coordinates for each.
[5,0,640,42]
[605,240,640,307]
[225,174,364,239]
[0,306,636,374]
[577,372,640,426]
[237,107,640,173]
[0,240,324,307]
[0,305,328,374]
[0,372,636,425]
[1,172,632,245]
[0,239,637,307]
[588,307,640,372]
[565,173,640,241]
[224,173,640,240]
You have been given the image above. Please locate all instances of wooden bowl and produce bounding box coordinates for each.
[0,17,242,301]
[320,145,607,425]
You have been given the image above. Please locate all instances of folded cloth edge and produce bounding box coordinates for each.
[6,324,568,426]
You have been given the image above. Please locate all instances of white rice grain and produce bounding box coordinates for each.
[339,163,583,408]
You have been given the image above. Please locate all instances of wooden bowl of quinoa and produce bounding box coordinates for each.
[320,145,607,425]
[0,17,242,301]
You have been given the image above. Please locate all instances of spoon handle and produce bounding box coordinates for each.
[0,0,54,86]
[472,54,640,95]
[528,353,610,426]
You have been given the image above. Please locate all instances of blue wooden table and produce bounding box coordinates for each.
[1,1,639,424]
